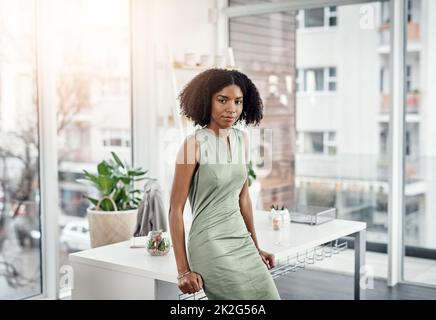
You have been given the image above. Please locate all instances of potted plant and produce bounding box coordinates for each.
[78,152,152,248]
[247,160,262,210]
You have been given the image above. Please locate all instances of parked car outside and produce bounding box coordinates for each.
[60,220,91,252]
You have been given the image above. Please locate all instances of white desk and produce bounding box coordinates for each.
[69,210,367,300]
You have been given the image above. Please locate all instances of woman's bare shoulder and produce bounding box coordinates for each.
[176,132,200,164]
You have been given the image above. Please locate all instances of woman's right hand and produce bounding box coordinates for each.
[178,272,203,294]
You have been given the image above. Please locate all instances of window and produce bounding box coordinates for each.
[405,130,411,156]
[306,132,324,154]
[0,0,41,299]
[296,69,302,92]
[52,0,132,296]
[380,68,384,93]
[298,6,338,29]
[298,67,337,92]
[298,131,337,155]
[406,65,412,92]
[402,0,435,286]
[326,132,337,155]
[327,6,338,26]
[304,8,324,28]
[230,10,297,211]
[379,123,388,155]
[102,129,130,148]
[327,67,337,91]
[304,68,324,91]
[407,0,412,22]
[381,0,390,24]
[380,123,415,158]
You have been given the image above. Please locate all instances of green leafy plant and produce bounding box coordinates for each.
[78,151,154,211]
[247,160,257,187]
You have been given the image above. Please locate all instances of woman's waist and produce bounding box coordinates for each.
[188,211,250,241]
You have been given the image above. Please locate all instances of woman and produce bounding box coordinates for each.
[168,68,281,300]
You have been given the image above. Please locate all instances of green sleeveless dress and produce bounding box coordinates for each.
[187,127,281,300]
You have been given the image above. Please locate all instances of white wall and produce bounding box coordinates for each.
[154,0,217,62]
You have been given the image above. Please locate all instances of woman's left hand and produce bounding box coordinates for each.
[258,249,276,269]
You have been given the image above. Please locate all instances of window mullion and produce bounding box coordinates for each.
[388,0,407,287]
[36,0,60,300]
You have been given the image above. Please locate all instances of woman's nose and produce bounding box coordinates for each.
[227,102,238,112]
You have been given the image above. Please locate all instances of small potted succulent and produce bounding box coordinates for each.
[78,152,153,248]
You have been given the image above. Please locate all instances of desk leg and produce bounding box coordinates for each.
[353,230,366,300]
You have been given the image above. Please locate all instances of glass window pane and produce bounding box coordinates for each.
[295,2,391,279]
[329,16,337,27]
[329,67,337,77]
[304,8,325,28]
[51,0,132,280]
[0,0,41,299]
[304,132,324,154]
[328,82,337,91]
[403,0,436,286]
[305,68,324,91]
[230,11,297,210]
[230,1,393,281]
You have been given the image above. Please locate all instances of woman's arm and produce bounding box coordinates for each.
[168,135,203,293]
[239,179,260,249]
[239,130,275,269]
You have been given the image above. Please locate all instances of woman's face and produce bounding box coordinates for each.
[209,84,243,129]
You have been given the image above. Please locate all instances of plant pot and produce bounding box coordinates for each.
[87,208,138,248]
[249,181,262,210]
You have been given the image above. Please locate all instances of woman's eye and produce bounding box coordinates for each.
[218,99,226,104]
[236,100,243,105]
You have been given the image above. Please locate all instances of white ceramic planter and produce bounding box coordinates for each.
[87,208,138,248]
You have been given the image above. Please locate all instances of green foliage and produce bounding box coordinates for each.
[247,160,257,187]
[78,152,154,211]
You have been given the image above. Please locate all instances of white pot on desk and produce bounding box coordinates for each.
[87,207,137,248]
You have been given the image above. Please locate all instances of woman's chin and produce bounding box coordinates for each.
[220,122,234,128]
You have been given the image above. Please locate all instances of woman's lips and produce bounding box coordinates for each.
[223,117,234,122]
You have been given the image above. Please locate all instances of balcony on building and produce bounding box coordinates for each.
[377,91,420,123]
[378,21,421,54]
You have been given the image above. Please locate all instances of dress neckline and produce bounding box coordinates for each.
[202,127,234,163]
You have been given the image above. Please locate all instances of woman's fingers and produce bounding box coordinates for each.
[179,279,192,294]
[179,273,204,294]
[180,282,189,294]
[197,274,204,290]
[267,254,275,268]
[191,280,200,293]
[261,255,270,269]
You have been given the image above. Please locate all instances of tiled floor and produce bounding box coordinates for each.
[305,248,436,286]
[275,268,436,300]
